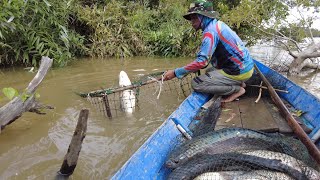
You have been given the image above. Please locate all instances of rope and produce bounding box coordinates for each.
[148,71,165,99]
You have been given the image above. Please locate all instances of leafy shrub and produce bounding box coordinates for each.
[0,0,87,67]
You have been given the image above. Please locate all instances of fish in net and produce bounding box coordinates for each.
[77,72,197,118]
[166,127,320,179]
[167,152,319,180]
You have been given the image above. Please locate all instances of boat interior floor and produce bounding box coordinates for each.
[217,96,285,133]
[215,96,310,134]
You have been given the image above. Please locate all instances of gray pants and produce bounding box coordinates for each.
[191,69,243,96]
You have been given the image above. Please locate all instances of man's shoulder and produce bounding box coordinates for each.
[203,20,218,34]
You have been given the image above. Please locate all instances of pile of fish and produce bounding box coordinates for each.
[166,128,320,180]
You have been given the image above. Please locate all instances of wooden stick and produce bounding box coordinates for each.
[102,95,112,119]
[254,64,320,165]
[58,109,89,176]
[255,81,263,103]
[248,84,289,93]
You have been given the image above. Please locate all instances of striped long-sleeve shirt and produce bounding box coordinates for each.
[175,17,253,80]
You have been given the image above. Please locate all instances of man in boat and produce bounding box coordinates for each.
[163,0,254,102]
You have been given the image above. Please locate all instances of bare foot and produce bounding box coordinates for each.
[241,82,246,88]
[222,87,246,103]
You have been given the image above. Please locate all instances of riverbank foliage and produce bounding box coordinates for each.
[0,0,319,67]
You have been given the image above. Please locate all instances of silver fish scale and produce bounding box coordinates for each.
[242,150,320,180]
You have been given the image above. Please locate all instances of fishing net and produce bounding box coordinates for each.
[77,72,197,118]
[167,128,320,180]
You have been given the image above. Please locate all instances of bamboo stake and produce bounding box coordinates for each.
[248,84,289,93]
[102,94,112,119]
[254,64,320,165]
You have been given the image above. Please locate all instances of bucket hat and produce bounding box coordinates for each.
[183,0,220,20]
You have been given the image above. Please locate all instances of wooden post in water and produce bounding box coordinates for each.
[254,64,320,165]
[58,109,89,177]
[102,94,112,119]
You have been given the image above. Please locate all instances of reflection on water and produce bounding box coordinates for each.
[0,56,319,179]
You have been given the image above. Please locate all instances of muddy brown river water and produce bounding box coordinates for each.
[0,56,319,179]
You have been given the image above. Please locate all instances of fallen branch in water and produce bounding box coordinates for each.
[58,109,89,177]
[0,56,54,133]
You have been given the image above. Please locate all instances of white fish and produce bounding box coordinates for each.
[119,71,135,113]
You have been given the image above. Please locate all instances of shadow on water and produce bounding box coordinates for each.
[0,56,319,179]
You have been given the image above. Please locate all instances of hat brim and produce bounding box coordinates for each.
[183,12,194,20]
[183,11,220,21]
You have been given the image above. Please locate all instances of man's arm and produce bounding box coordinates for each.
[169,32,216,80]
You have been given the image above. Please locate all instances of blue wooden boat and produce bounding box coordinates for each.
[112,60,320,179]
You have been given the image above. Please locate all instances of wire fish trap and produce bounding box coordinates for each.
[77,72,197,119]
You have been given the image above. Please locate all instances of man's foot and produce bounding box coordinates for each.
[241,82,246,88]
[222,87,246,103]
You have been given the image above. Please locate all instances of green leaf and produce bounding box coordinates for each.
[43,0,52,7]
[2,87,19,100]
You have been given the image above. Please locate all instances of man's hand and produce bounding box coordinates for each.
[163,70,176,81]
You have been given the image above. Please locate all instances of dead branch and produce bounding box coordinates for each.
[302,62,320,70]
[276,40,298,58]
[58,109,89,177]
[289,42,320,74]
[249,22,302,52]
[0,56,53,132]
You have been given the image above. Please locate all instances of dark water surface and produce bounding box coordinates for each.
[0,57,319,179]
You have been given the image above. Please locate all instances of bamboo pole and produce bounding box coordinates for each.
[78,78,161,98]
[254,64,320,165]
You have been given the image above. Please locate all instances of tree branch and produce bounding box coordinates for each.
[302,62,320,70]
[249,22,302,51]
[296,7,315,42]
[276,40,298,58]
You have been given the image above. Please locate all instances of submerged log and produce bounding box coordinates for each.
[0,56,53,132]
[58,109,89,177]
[254,64,320,165]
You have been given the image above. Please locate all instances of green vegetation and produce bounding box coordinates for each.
[0,0,86,67]
[0,0,319,67]
[1,87,39,101]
